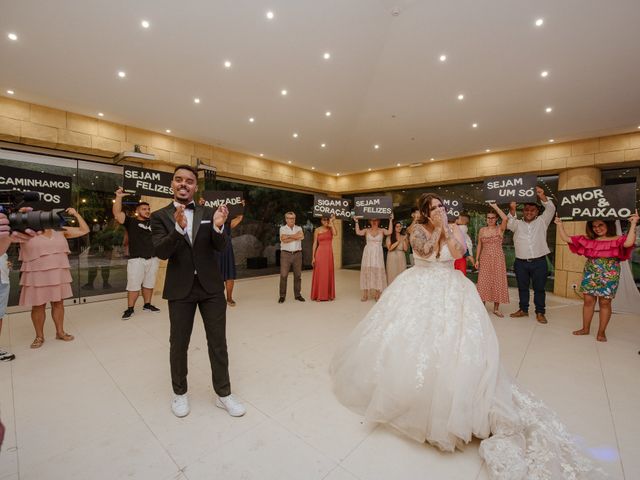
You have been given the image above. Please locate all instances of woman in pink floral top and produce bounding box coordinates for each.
[555,210,638,341]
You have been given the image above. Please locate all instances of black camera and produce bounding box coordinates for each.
[0,190,67,232]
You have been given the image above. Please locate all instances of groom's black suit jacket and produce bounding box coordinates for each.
[151,202,227,301]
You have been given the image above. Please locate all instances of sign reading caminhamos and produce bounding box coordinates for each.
[0,165,72,209]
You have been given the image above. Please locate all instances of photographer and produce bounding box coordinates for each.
[18,208,89,349]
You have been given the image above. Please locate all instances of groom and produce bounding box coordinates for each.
[151,164,245,418]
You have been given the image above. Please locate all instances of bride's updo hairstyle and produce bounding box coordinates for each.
[416,192,446,258]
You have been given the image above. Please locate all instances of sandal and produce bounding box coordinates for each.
[30,337,44,349]
[55,332,75,342]
[227,300,237,307]
[493,310,504,318]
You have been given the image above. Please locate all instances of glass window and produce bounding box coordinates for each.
[343,175,559,291]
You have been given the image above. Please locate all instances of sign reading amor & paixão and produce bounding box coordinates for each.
[354,195,393,219]
[313,196,352,219]
[442,197,463,221]
[557,183,636,220]
[123,166,174,199]
[201,191,244,217]
[0,165,73,209]
[483,174,537,204]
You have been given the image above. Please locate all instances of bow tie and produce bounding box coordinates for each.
[184,203,196,210]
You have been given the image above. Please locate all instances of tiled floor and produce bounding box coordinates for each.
[0,270,638,480]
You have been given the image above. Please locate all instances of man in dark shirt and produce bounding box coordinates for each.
[113,187,160,319]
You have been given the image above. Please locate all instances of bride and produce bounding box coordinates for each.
[330,193,604,479]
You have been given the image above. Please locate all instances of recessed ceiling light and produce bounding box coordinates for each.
[292,133,299,138]
[7,33,17,41]
[194,97,200,104]
[396,163,401,167]
[336,173,340,176]
[223,60,232,68]
[6,89,14,95]
[165,129,171,133]
[368,168,372,171]
[485,149,491,152]
[637,126,640,129]
[311,166,315,170]
[323,52,331,60]
[540,70,549,78]
[548,139,555,143]
[321,143,326,148]
[266,10,275,20]
[457,93,464,100]
[259,153,264,157]
[472,123,478,128]
[281,89,288,96]
[287,160,292,164]
[118,71,126,78]
[249,117,255,123]
[439,54,447,62]
[325,111,332,117]
[430,157,435,161]
[98,112,104,117]
[545,107,553,113]
[535,18,544,27]
[141,20,150,28]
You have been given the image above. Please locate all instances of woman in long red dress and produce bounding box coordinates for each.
[311,215,337,301]
[474,203,510,317]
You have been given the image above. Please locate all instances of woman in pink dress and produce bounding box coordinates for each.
[311,215,337,301]
[474,203,509,317]
[19,208,89,348]
[555,210,638,341]
[354,216,393,301]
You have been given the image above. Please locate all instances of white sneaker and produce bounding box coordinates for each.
[171,393,190,417]
[216,394,246,417]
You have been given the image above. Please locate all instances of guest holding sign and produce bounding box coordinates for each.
[386,222,408,284]
[555,210,638,341]
[355,217,393,301]
[19,208,90,348]
[507,186,555,324]
[311,215,337,301]
[279,212,305,303]
[475,203,510,317]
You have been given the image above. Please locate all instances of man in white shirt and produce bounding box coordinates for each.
[506,186,556,324]
[279,212,305,303]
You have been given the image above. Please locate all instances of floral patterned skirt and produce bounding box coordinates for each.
[579,257,621,299]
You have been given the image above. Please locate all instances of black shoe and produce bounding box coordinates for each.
[122,308,134,320]
[82,283,94,290]
[278,297,285,303]
[295,296,306,302]
[103,283,113,289]
[143,304,160,313]
[0,349,15,362]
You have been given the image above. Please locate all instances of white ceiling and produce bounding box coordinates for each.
[2,0,640,175]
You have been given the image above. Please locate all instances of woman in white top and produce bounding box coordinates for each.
[354,217,393,301]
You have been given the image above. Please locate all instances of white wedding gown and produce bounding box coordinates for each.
[330,229,605,479]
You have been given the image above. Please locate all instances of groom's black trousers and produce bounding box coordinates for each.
[168,275,231,396]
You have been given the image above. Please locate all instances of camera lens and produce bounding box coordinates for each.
[8,209,66,232]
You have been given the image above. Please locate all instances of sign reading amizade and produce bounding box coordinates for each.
[0,165,73,209]
[313,196,352,219]
[354,196,393,218]
[201,191,244,217]
[557,183,636,220]
[123,166,174,198]
[483,174,537,203]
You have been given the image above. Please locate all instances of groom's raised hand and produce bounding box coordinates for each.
[213,204,229,228]
[174,204,188,229]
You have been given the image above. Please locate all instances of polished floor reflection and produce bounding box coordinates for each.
[0,270,637,480]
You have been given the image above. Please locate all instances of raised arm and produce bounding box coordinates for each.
[62,208,90,239]
[383,215,394,236]
[490,202,509,233]
[230,214,243,229]
[553,217,571,244]
[537,186,556,227]
[329,215,337,236]
[623,210,639,248]
[507,201,519,232]
[354,218,366,237]
[112,187,126,224]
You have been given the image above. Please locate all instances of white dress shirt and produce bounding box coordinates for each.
[507,200,556,259]
[174,201,224,241]
[279,225,302,252]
